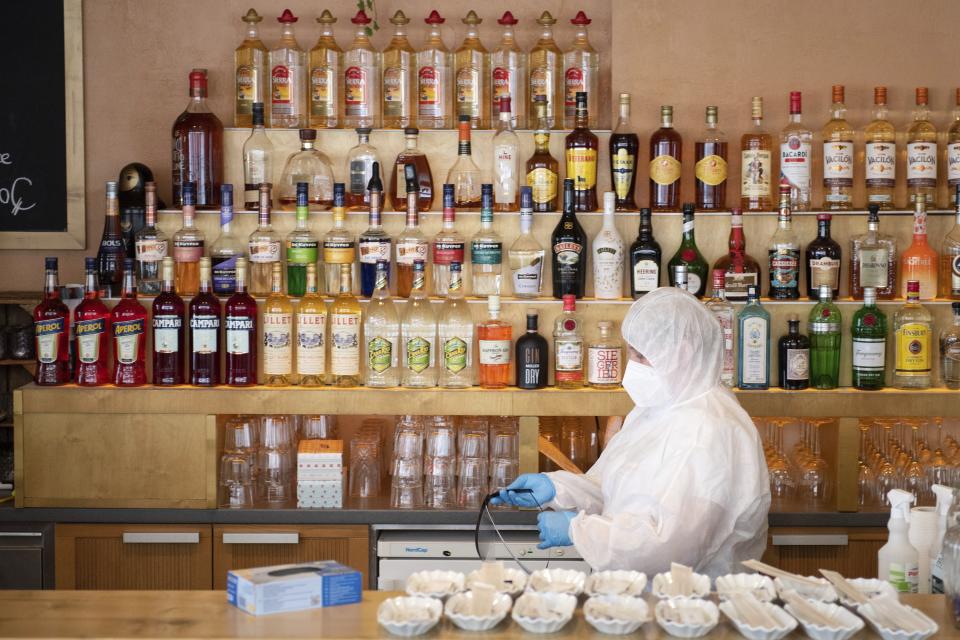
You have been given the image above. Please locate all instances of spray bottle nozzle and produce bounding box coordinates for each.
[888,489,915,522]
[932,484,955,517]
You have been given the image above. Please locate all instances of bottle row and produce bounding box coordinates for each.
[232,8,601,130]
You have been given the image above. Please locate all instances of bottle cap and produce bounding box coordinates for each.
[832,84,845,103]
[787,313,799,323]
[458,114,471,123]
[520,186,532,210]
[789,91,802,114]
[481,183,493,196]
[462,10,481,25]
[751,96,763,119]
[712,269,725,290]
[819,284,832,299]
[499,96,512,113]
[404,126,419,135]
[221,184,233,206]
[868,204,880,221]
[45,257,58,270]
[443,183,455,208]
[242,9,263,23]
[526,310,539,329]
[660,105,673,118]
[299,128,317,141]
[907,280,920,294]
[498,11,518,26]
[105,180,119,197]
[85,256,96,270]
[536,11,556,26]
[571,10,591,25]
[562,294,576,311]
[563,178,574,191]
[189,69,207,92]
[747,285,758,299]
[953,301,960,314]
[779,180,791,196]
[356,127,372,135]
[390,10,409,25]
[640,207,651,218]
[368,162,382,191]
[278,9,298,23]
[619,92,630,105]
[576,91,587,107]
[916,86,929,105]
[252,102,265,124]
[864,287,877,304]
[351,10,371,25]
[682,203,695,216]
[874,86,887,105]
[705,105,718,123]
[316,9,336,24]
[817,213,832,222]
[425,10,445,25]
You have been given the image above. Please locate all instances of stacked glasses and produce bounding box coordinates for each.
[489,417,520,495]
[349,418,386,499]
[458,417,489,508]
[424,416,457,508]
[391,415,425,508]
[220,415,258,508]
[259,415,296,506]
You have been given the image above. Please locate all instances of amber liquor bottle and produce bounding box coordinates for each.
[171,69,223,209]
[609,93,638,211]
[649,105,682,211]
[526,96,559,212]
[694,106,728,210]
[740,97,773,212]
[564,91,598,212]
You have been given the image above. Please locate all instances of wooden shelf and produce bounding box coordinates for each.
[0,359,35,373]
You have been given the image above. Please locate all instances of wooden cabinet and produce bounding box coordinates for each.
[55,524,212,590]
[762,527,887,579]
[213,525,369,589]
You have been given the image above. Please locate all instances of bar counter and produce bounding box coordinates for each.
[0,590,954,639]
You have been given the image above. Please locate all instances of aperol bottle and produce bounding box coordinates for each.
[75,257,111,386]
[33,257,71,386]
[111,259,148,386]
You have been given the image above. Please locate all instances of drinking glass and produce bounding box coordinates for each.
[224,415,259,453]
[539,417,560,472]
[394,429,424,462]
[426,424,457,458]
[390,457,424,508]
[490,458,519,493]
[490,431,519,461]
[258,448,294,506]
[424,455,456,509]
[261,415,296,450]
[219,454,253,508]
[301,415,338,440]
[458,457,488,508]
[349,439,381,499]
[560,417,588,471]
[459,432,488,461]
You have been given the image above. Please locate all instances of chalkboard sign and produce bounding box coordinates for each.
[0,0,84,249]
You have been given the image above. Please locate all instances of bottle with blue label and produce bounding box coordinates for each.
[210,185,244,296]
[737,285,770,390]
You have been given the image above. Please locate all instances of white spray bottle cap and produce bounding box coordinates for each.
[932,484,955,517]
[888,489,915,522]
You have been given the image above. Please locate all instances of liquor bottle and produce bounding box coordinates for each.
[526,96,559,212]
[210,185,244,297]
[33,258,70,386]
[942,186,960,300]
[552,179,587,299]
[695,106,728,210]
[900,195,938,300]
[263,262,293,386]
[821,85,855,210]
[949,90,960,206]
[563,11,599,129]
[738,285,770,390]
[587,321,623,388]
[565,91,599,212]
[308,9,341,129]
[471,185,504,296]
[97,181,125,298]
[269,9,307,128]
[417,10,453,130]
[850,205,897,300]
[225,258,258,386]
[516,311,548,389]
[852,287,887,391]
[297,262,327,387]
[865,86,896,209]
[941,302,960,389]
[554,294,584,388]
[278,128,334,209]
[346,128,380,210]
[768,184,801,300]
[75,257,111,386]
[509,187,544,298]
[401,259,437,387]
[152,257,185,386]
[906,87,938,207]
[111,259,147,387]
[396,166,429,298]
[172,69,223,208]
[432,184,465,296]
[189,258,221,387]
[454,10,489,129]
[242,103,274,211]
[235,8,269,128]
[741,96,773,212]
[593,192,625,299]
[893,280,933,389]
[323,184,357,295]
[391,128,433,211]
[285,182,318,298]
[649,105,682,211]
[706,269,735,387]
[382,10,415,129]
[343,10,381,129]
[529,11,562,129]
[329,263,362,387]
[492,97,520,211]
[809,284,842,389]
[667,204,708,298]
[363,260,399,387]
[248,184,282,296]
[134,182,165,296]
[712,210,761,302]
[805,213,842,299]
[172,182,204,298]
[630,208,662,299]
[438,263,474,388]
[610,93,639,211]
[490,11,526,129]
[359,167,391,297]
[478,294,511,388]
[448,116,482,209]
[779,91,812,211]
[778,314,809,390]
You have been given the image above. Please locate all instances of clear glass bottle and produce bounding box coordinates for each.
[478,294,511,389]
[509,187,544,298]
[554,294,584,388]
[809,284,842,390]
[940,302,960,389]
[593,192,624,299]
[900,195,939,300]
[417,10,453,130]
[262,262,293,386]
[695,105,728,211]
[705,269,735,387]
[610,93,639,211]
[779,91,813,211]
[278,128,334,210]
[296,262,326,387]
[852,287,887,391]
[850,205,898,300]
[364,260,400,387]
[285,182,319,297]
[323,184,357,295]
[308,9,341,129]
[242,102,274,211]
[492,97,520,211]
[343,10,381,129]
[268,9,308,129]
[438,263,474,388]
[741,96,773,212]
[329,263,362,387]
[948,90,960,206]
[382,10,416,129]
[346,128,381,210]
[247,184,282,296]
[401,259,437,387]
[391,127,434,211]
[359,166,391,297]
[432,184,465,297]
[821,85,855,210]
[395,166,429,298]
[894,280,933,389]
[587,320,623,388]
[529,11,562,129]
[448,115,482,209]
[526,96,559,212]
[562,11,599,129]
[942,186,960,300]
[768,184,801,300]
[210,184,245,296]
[134,181,166,296]
[906,87,938,207]
[171,69,224,209]
[454,10,490,129]
[490,11,527,129]
[738,285,770,390]
[172,182,204,298]
[235,8,269,128]
[865,86,897,209]
[471,185,503,296]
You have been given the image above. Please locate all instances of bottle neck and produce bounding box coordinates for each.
[872,103,888,122]
[271,270,283,294]
[305,268,318,294]
[405,135,418,150]
[44,269,60,298]
[84,270,98,297]
[829,101,847,120]
[235,268,248,293]
[162,270,175,293]
[145,194,156,227]
[818,220,831,239]
[660,115,673,129]
[280,23,298,45]
[368,191,382,228]
[295,204,309,228]
[729,223,745,252]
[638,214,652,240]
[182,203,196,228]
[602,208,616,231]
[448,271,464,297]
[615,103,630,130]
[406,193,419,228]
[374,266,389,294]
[575,106,588,129]
[752,116,763,128]
[499,27,516,47]
[411,268,425,294]
[538,25,555,44]
[914,104,931,122]
[789,112,802,124]
[914,208,928,239]
[681,215,695,243]
[245,22,260,41]
[121,270,137,299]
[200,272,212,294]
[519,211,532,234]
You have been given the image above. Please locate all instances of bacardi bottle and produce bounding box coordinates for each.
[263,262,293,386]
[551,179,587,299]
[438,263,474,388]
[779,91,812,211]
[401,260,436,388]
[417,10,453,130]
[592,192,624,299]
[711,209,761,301]
[629,208,661,298]
[33,258,70,386]
[75,257,111,386]
[865,86,896,209]
[269,10,307,128]
[470,185,503,296]
[225,258,258,386]
[172,69,223,208]
[363,260,399,387]
[768,184,801,300]
[587,321,623,388]
[359,167,391,297]
[778,314,809,390]
[297,262,327,387]
[509,187,544,298]
[343,10,381,129]
[210,184,244,296]
[490,11,526,129]
[852,287,887,391]
[478,294,511,389]
[706,269,735,387]
[553,294,584,388]
[516,310,547,389]
[235,8,269,128]
[562,11,599,129]
[738,286,770,390]
[649,106,682,211]
[529,11,562,129]
[152,257,185,386]
[432,184,465,296]
[189,258,221,386]
[111,259,148,387]
[610,93,639,210]
[894,280,932,389]
[285,182,319,298]
[906,87,938,207]
[97,181,125,298]
[134,182,166,296]
[454,10,489,129]
[395,165,429,298]
[821,85,855,210]
[248,184,283,296]
[172,182,204,297]
[382,10,415,129]
[308,9,341,129]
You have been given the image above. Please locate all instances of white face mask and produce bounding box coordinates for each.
[621,359,668,409]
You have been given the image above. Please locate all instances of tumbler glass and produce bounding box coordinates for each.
[219,454,253,508]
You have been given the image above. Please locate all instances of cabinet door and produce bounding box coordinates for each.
[55,524,212,590]
[763,527,887,578]
[213,525,369,589]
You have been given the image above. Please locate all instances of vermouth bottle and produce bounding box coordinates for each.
[308,9,341,129]
[454,10,489,129]
[609,93,639,211]
[269,10,308,128]
[417,10,454,130]
[263,262,293,386]
[225,258,258,386]
[111,259,148,387]
[189,258,221,386]
[97,181,125,298]
[134,181,165,296]
[152,257,185,386]
[432,184,465,297]
[438,263,474,388]
[401,260,437,388]
[382,10,416,129]
[551,179,587,299]
[75,257,111,386]
[297,262,327,387]
[285,182,319,298]
[359,167,391,296]
[364,261,399,387]
[343,10,381,129]
[470,185,503,296]
[33,257,71,386]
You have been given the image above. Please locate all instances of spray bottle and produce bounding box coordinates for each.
[877,489,919,593]
[932,484,957,594]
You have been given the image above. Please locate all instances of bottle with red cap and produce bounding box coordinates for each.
[172,69,223,209]
[454,10,490,129]
[553,294,584,389]
[529,11,562,129]
[344,10,381,129]
[562,11,598,129]
[779,90,812,211]
[269,9,307,129]
[417,10,453,129]
[382,10,415,129]
[489,11,526,130]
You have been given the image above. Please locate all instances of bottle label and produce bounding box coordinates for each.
[456,66,480,117]
[366,335,393,373]
[529,66,554,118]
[310,65,336,117]
[779,137,811,191]
[226,316,254,355]
[785,348,809,381]
[248,239,281,263]
[555,338,583,380]
[173,239,204,262]
[349,160,367,195]
[113,318,144,365]
[553,241,583,284]
[740,316,768,384]
[907,141,937,186]
[740,150,771,197]
[442,337,468,373]
[271,65,292,110]
[859,248,889,289]
[396,239,428,265]
[588,346,622,384]
[565,148,597,192]
[527,167,558,204]
[822,141,854,186]
[136,238,167,262]
[952,254,960,294]
[405,335,432,373]
[323,239,356,264]
[492,66,513,102]
[76,317,106,364]
[649,154,681,186]
[479,339,510,366]
[382,66,408,116]
[769,249,799,291]
[262,313,292,375]
[494,144,518,204]
[330,312,360,375]
[852,338,885,371]
[287,239,319,265]
[472,241,503,265]
[809,257,840,290]
[949,142,960,186]
[432,241,465,265]
[297,311,326,375]
[685,273,702,296]
[594,244,624,298]
[512,259,543,295]
[723,271,757,301]
[563,67,585,116]
[888,563,920,594]
[190,314,219,356]
[211,256,238,295]
[35,317,64,364]
[632,259,659,294]
[418,66,443,117]
[359,238,392,264]
[866,142,896,187]
[695,155,728,186]
[344,66,369,117]
[236,65,255,112]
[153,314,181,354]
[612,149,635,200]
[896,323,931,375]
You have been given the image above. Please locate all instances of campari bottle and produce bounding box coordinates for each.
[33,258,71,386]
[111,259,148,387]
[152,257,185,386]
[75,257,111,386]
[189,258,222,386]
[225,258,258,386]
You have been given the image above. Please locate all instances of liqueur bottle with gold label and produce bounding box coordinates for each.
[821,85,855,210]
[235,9,269,128]
[564,92,598,211]
[649,105,682,211]
[454,11,490,129]
[525,96,559,212]
[865,87,896,209]
[343,10,381,129]
[417,10,454,130]
[490,11,526,129]
[609,93,638,211]
[893,280,932,389]
[740,97,773,212]
[382,10,416,129]
[529,11,562,129]
[695,106,727,210]
[562,11,599,129]
[308,10,342,129]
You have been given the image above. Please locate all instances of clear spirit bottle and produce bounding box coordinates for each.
[940,302,960,389]
[363,260,400,387]
[893,280,933,389]
[359,166,391,297]
[737,285,770,390]
[235,8,269,128]
[821,85,855,210]
[850,205,897,300]
[852,287,887,390]
[492,97,520,211]
[269,10,308,129]
[134,181,166,296]
[490,11,526,129]
[906,87,938,207]
[345,128,381,210]
[767,185,801,300]
[401,259,437,387]
[382,10,415,129]
[509,187,544,298]
[329,263,362,387]
[705,269,735,387]
[948,90,960,206]
[263,262,293,386]
[478,294,511,388]
[454,10,489,129]
[471,185,503,296]
[900,195,939,300]
[277,128,334,210]
[940,186,960,300]
[447,116,482,209]
[587,321,623,388]
[210,185,245,297]
[296,262,326,387]
[809,284,842,390]
[529,11,562,129]
[285,182,319,297]
[865,86,897,209]
[308,9,341,129]
[242,103,274,211]
[395,165,429,298]
[432,184,465,296]
[562,11,599,129]
[322,184,357,295]
[172,183,204,298]
[390,127,434,211]
[592,192,624,299]
[553,294,584,388]
[438,263,474,388]
[417,10,453,130]
[779,91,812,211]
[247,184,282,297]
[741,96,773,212]
[343,10,380,129]
[695,106,728,210]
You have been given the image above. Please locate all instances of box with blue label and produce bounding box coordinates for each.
[226,561,362,615]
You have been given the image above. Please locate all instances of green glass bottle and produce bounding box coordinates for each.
[285,182,318,297]
[851,286,887,390]
[667,203,708,297]
[809,283,842,389]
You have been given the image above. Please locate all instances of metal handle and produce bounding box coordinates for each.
[771,534,849,547]
[0,532,42,538]
[222,533,300,545]
[122,532,200,544]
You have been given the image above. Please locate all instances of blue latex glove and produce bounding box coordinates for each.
[537,511,576,549]
[490,473,556,507]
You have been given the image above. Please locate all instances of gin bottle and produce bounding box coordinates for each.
[364,260,399,388]
[738,285,770,390]
[471,185,503,296]
[705,269,735,387]
[478,295,511,389]
[509,187,544,298]
[401,260,437,387]
[852,287,887,390]
[210,185,245,296]
[285,182,319,297]
[438,263,474,388]
[587,321,623,388]
[553,294,584,388]
[134,181,166,296]
[432,184,465,297]
[516,310,547,389]
[778,314,809,390]
[809,284,842,390]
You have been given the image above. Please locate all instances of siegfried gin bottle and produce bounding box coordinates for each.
[364,260,400,387]
[471,185,503,296]
[134,181,166,296]
[285,182,318,297]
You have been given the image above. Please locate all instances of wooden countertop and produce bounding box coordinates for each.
[0,590,954,639]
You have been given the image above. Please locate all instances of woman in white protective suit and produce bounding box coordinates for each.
[493,287,771,578]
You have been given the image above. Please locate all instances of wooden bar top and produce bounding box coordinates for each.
[0,590,956,639]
